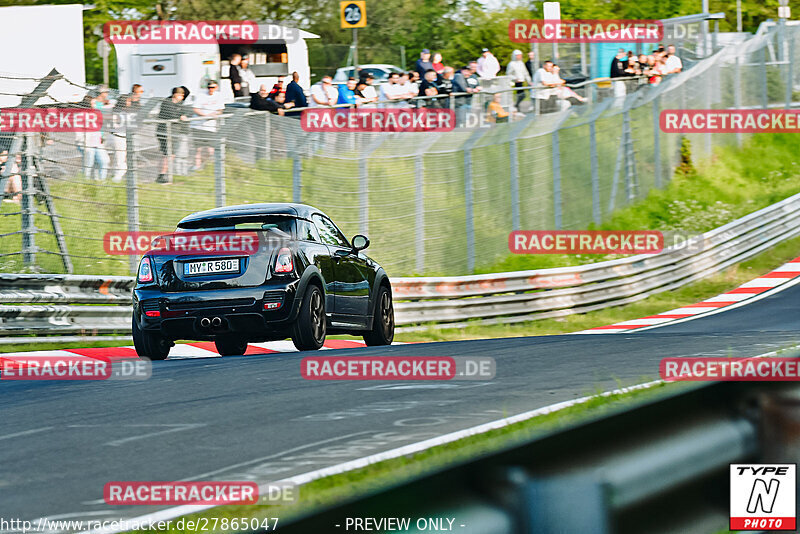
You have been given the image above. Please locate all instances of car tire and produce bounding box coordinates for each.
[364,285,394,346]
[132,315,171,360]
[291,285,326,351]
[215,337,248,357]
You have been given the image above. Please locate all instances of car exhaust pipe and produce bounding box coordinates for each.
[200,317,211,328]
[211,317,222,327]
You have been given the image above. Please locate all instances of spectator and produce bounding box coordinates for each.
[337,78,361,106]
[610,48,630,78]
[250,84,273,111]
[380,72,405,107]
[271,92,295,115]
[453,66,471,125]
[506,49,532,111]
[636,54,649,75]
[284,71,308,114]
[467,61,482,89]
[664,45,683,74]
[477,48,500,79]
[487,93,509,123]
[238,55,257,96]
[155,86,188,184]
[358,73,379,107]
[552,64,586,105]
[190,80,225,171]
[229,54,245,97]
[418,69,441,106]
[610,48,631,98]
[432,53,445,74]
[397,72,417,104]
[438,66,455,107]
[525,50,537,79]
[1,150,21,203]
[311,76,338,107]
[533,60,562,113]
[268,75,285,99]
[108,84,142,183]
[77,92,110,181]
[415,49,434,79]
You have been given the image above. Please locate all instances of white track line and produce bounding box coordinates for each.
[81,379,665,534]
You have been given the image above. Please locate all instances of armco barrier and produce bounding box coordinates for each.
[275,380,799,533]
[3,190,800,339]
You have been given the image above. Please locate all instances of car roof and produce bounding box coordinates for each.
[335,64,399,72]
[177,203,325,226]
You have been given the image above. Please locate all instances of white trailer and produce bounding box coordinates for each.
[0,4,86,107]
[113,24,319,102]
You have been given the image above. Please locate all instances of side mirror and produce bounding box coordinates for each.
[352,234,370,251]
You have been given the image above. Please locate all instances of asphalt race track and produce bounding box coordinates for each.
[3,282,800,531]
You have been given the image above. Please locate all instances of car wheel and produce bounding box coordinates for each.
[132,315,171,360]
[291,285,326,351]
[215,337,248,357]
[364,285,394,346]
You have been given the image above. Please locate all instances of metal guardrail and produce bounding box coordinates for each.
[2,188,800,339]
[273,379,800,534]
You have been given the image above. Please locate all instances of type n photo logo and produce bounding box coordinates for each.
[730,464,796,530]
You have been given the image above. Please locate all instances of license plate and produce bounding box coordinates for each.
[184,258,239,276]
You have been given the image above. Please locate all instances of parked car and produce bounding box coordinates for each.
[332,64,405,83]
[132,203,395,359]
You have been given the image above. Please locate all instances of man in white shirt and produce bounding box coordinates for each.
[532,61,563,113]
[476,48,501,79]
[238,55,258,96]
[310,76,338,107]
[191,80,225,170]
[664,45,683,74]
[379,72,407,108]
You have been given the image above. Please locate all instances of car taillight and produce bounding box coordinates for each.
[138,257,154,283]
[274,247,293,273]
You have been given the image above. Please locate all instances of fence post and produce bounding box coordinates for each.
[787,32,794,109]
[264,112,272,160]
[705,65,713,157]
[552,130,561,230]
[414,154,425,273]
[214,135,226,207]
[462,130,485,273]
[166,121,173,183]
[464,148,475,273]
[761,45,769,109]
[652,96,662,189]
[589,121,600,224]
[292,156,302,203]
[21,135,35,268]
[359,156,369,236]
[509,139,520,231]
[735,54,743,147]
[125,123,139,274]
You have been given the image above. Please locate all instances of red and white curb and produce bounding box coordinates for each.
[575,256,800,334]
[0,339,375,361]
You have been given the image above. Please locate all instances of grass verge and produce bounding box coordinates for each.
[395,232,800,343]
[128,380,699,533]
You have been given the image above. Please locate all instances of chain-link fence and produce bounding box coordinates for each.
[0,27,796,278]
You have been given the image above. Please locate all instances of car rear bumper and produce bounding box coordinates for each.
[133,281,299,340]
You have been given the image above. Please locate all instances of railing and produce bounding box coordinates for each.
[274,379,798,533]
[3,187,800,340]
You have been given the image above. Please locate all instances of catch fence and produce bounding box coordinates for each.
[0,27,796,277]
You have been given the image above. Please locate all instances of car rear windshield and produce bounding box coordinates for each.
[176,215,295,237]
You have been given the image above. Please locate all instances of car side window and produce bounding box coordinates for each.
[312,214,349,248]
[297,219,320,242]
